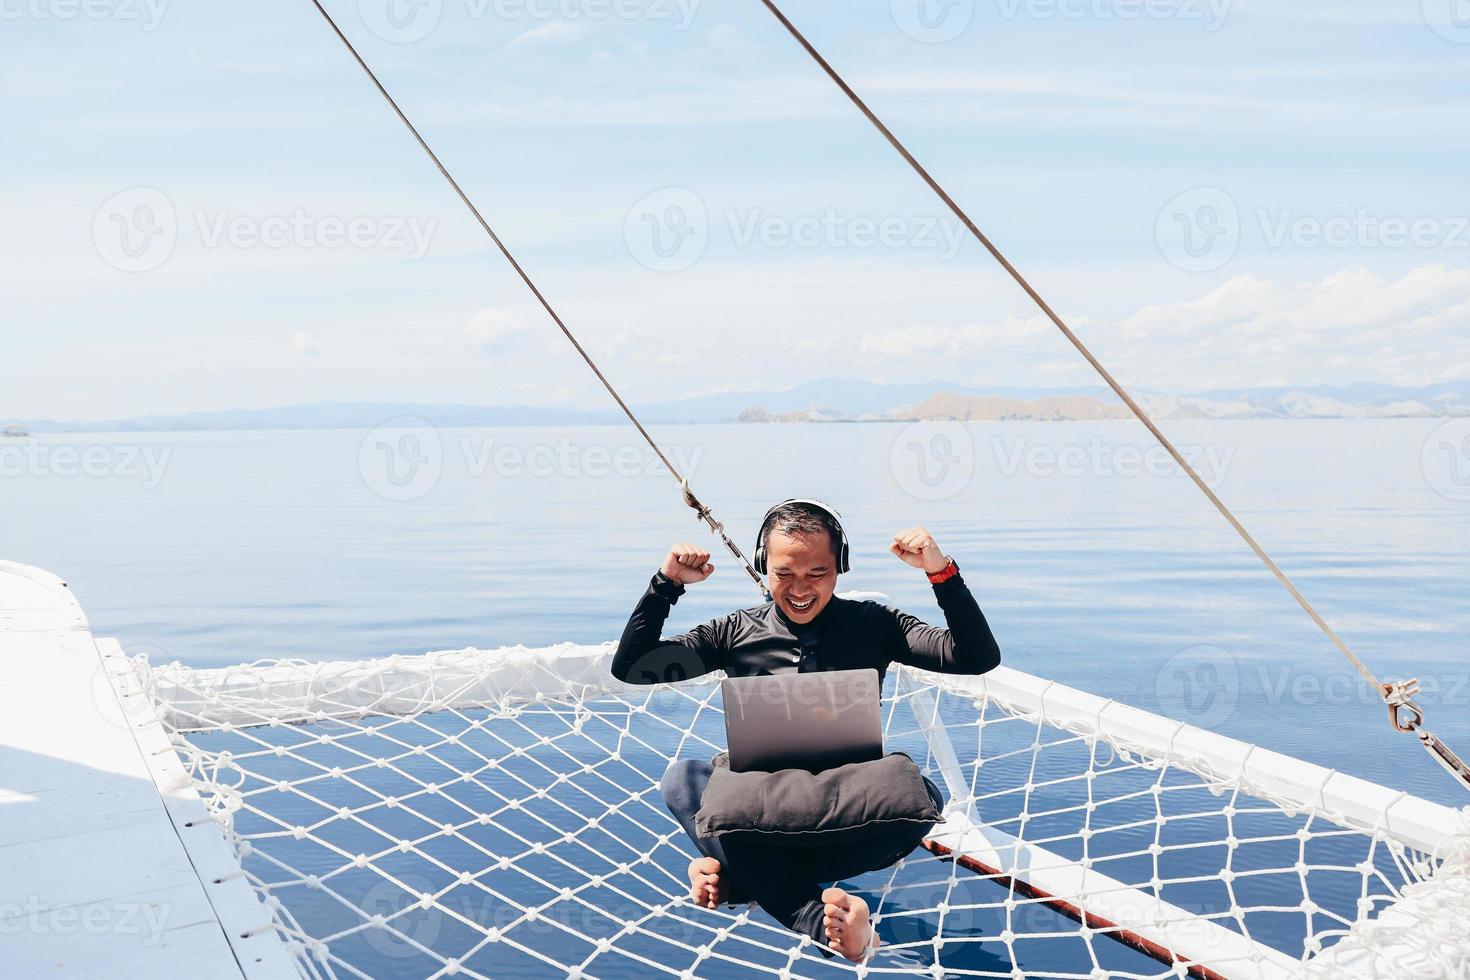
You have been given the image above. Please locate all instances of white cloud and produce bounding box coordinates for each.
[507,21,587,48]
[465,309,528,351]
[11,261,1469,419]
[844,265,1470,391]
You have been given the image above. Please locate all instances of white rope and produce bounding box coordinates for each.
[124,647,1468,979]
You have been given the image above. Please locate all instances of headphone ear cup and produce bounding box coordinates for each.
[754,546,766,576]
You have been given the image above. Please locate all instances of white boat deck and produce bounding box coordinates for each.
[0,560,297,979]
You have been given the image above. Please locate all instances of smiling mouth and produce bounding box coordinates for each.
[788,597,816,612]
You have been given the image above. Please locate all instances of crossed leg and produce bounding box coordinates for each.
[660,759,942,961]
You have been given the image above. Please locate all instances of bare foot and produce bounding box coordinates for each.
[822,887,877,963]
[687,857,730,910]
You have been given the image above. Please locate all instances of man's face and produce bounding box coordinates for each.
[766,529,839,624]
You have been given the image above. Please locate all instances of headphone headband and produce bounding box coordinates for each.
[753,498,850,575]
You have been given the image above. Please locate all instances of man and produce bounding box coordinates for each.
[611,500,1001,962]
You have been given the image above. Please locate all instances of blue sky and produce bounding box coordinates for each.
[4,0,1470,419]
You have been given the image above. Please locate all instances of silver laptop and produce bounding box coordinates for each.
[721,669,883,773]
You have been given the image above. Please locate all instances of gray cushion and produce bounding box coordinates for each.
[694,752,943,844]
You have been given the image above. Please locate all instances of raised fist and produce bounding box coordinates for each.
[889,527,949,575]
[661,543,715,585]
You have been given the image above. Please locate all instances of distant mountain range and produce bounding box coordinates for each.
[8,379,1470,433]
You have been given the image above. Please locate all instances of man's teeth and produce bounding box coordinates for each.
[790,598,814,610]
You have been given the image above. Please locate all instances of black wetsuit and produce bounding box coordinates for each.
[612,568,1002,950]
[612,569,1001,684]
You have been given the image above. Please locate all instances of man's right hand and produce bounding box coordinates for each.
[661,543,714,585]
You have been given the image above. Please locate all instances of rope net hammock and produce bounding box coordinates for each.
[115,629,1469,980]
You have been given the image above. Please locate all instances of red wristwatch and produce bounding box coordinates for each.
[927,557,959,585]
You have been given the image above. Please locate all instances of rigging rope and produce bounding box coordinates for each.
[304,0,769,601]
[305,0,1463,790]
[755,0,1470,793]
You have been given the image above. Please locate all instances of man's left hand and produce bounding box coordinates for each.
[890,527,949,575]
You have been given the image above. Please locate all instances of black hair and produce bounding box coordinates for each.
[761,502,841,564]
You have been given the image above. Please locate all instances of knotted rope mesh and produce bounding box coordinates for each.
[128,645,1467,979]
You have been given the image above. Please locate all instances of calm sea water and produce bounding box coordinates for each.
[6,418,1469,809]
[7,418,1470,976]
